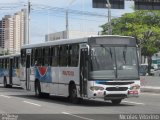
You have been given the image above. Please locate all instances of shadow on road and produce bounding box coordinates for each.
[0,84,134,107]
[0,85,23,93]
[9,94,134,107]
[0,85,23,89]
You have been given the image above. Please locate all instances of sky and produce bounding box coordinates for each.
[0,0,134,44]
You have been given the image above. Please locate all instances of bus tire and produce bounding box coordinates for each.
[69,84,79,104]
[3,77,8,88]
[111,99,122,105]
[35,80,42,97]
[8,84,12,88]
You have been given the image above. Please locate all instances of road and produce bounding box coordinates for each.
[0,84,160,120]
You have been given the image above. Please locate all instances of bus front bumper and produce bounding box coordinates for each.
[88,90,139,100]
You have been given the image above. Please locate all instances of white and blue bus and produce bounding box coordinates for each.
[0,54,21,87]
[20,35,140,104]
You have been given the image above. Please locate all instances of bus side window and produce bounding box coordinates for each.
[31,48,36,66]
[51,46,58,66]
[59,45,68,67]
[68,45,71,66]
[5,59,7,69]
[43,47,50,66]
[71,44,79,67]
[21,49,26,67]
[35,48,42,66]
[13,58,15,68]
[16,57,19,68]
[2,59,4,68]
[0,59,1,68]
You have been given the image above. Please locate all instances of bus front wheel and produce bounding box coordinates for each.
[69,84,79,104]
[111,99,122,105]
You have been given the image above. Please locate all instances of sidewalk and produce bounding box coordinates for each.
[140,76,160,94]
[141,86,160,93]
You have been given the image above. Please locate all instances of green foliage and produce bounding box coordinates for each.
[101,10,160,74]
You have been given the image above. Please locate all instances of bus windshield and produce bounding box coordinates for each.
[90,46,138,80]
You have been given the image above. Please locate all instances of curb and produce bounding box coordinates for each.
[141,86,160,94]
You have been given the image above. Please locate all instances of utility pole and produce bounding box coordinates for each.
[66,0,76,39]
[66,10,69,39]
[27,0,31,44]
[25,0,31,44]
[106,0,112,35]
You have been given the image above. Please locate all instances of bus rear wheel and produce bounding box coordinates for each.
[3,77,11,88]
[69,84,79,104]
[111,99,122,105]
[4,78,7,88]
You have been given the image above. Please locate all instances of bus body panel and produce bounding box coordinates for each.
[28,66,80,97]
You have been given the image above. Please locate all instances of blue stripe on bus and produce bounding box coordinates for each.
[35,66,52,83]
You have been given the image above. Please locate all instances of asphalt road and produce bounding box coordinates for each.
[0,84,160,120]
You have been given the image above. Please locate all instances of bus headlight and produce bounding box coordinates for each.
[90,86,104,91]
[130,84,140,90]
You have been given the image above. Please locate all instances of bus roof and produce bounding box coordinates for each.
[22,35,135,49]
[0,53,20,59]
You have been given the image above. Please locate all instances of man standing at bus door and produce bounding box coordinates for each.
[35,61,38,66]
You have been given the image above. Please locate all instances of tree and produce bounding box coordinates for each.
[101,10,160,75]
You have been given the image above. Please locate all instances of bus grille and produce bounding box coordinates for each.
[105,94,127,98]
[106,87,128,91]
[98,82,134,85]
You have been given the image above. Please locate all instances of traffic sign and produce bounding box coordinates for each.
[92,0,125,9]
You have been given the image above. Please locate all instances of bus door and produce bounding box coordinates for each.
[80,48,88,97]
[26,49,31,90]
[9,58,13,85]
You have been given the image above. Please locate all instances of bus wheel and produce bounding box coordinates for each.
[3,77,8,88]
[111,99,122,105]
[69,84,79,104]
[35,81,42,97]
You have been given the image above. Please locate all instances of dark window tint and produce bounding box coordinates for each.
[59,45,68,66]
[21,49,26,67]
[68,44,79,67]
[51,46,59,66]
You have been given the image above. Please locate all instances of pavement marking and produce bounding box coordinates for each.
[62,112,94,120]
[0,95,11,98]
[23,101,41,107]
[123,101,145,105]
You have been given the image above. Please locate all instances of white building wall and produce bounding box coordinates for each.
[13,13,21,53]
[4,15,14,54]
[45,30,97,41]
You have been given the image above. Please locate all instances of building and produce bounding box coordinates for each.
[0,20,4,48]
[0,18,6,49]
[0,47,3,55]
[3,15,14,54]
[45,30,97,41]
[13,9,25,53]
[0,9,25,54]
